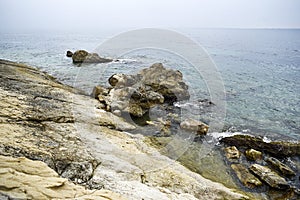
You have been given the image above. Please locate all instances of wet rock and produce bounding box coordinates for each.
[72,50,112,64]
[266,157,296,176]
[66,50,73,57]
[180,118,209,135]
[245,149,262,161]
[224,146,241,161]
[146,118,171,136]
[220,134,300,157]
[249,164,290,189]
[231,164,262,188]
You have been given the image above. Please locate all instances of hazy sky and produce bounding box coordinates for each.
[1,0,299,32]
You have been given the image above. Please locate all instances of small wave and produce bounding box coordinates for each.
[112,58,137,64]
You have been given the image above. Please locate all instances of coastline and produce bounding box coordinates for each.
[0,59,249,199]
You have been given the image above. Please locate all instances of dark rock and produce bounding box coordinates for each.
[66,50,73,57]
[224,146,241,161]
[180,118,209,135]
[249,164,290,189]
[220,134,300,157]
[266,157,296,176]
[245,149,262,161]
[72,50,112,64]
[231,164,262,188]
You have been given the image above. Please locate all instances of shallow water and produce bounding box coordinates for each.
[0,29,299,139]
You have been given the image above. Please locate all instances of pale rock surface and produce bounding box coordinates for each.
[0,59,248,200]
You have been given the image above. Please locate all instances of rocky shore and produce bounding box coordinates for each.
[0,59,249,200]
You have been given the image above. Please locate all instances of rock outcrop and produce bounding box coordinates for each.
[95,63,190,118]
[71,50,112,64]
[0,59,248,200]
[220,134,300,157]
[0,155,126,200]
[249,164,290,189]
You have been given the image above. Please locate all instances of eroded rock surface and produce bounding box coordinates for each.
[0,59,248,200]
[0,155,126,200]
[96,63,190,117]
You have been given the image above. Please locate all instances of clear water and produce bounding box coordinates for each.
[0,29,299,140]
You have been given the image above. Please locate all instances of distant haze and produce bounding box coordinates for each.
[0,0,299,32]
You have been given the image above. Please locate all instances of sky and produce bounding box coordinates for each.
[0,0,299,32]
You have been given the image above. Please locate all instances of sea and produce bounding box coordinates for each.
[0,28,299,140]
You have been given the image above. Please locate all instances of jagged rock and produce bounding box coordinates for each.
[231,164,262,188]
[249,164,290,189]
[0,59,249,200]
[100,63,188,117]
[180,118,209,135]
[139,63,190,102]
[224,146,241,161]
[220,134,300,157]
[66,50,73,57]
[266,157,296,176]
[72,50,112,64]
[245,149,262,161]
[0,155,126,200]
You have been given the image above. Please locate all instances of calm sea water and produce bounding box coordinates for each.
[0,29,299,140]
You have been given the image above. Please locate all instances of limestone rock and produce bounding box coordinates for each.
[231,164,262,188]
[249,164,290,189]
[180,118,209,135]
[139,63,190,102]
[0,155,126,200]
[0,59,249,200]
[266,157,296,176]
[224,146,241,161]
[101,63,189,117]
[72,50,112,64]
[245,149,262,161]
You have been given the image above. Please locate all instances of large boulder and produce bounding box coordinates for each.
[97,63,190,118]
[72,50,112,64]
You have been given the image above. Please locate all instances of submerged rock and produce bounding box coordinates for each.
[224,146,241,162]
[245,149,262,161]
[220,134,300,157]
[249,164,290,189]
[180,118,209,135]
[72,50,112,64]
[266,157,296,176]
[231,164,263,189]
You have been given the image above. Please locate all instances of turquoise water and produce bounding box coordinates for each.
[0,29,299,140]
